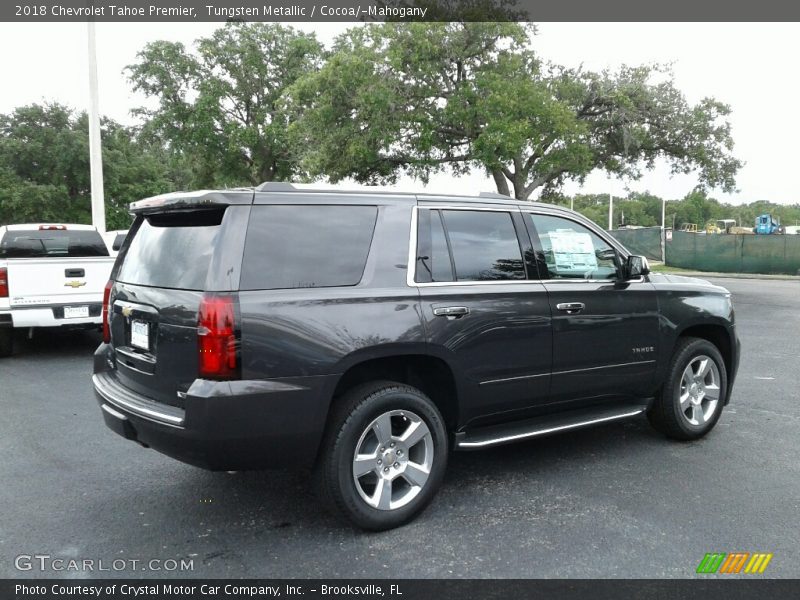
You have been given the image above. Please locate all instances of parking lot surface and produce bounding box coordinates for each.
[1,278,798,578]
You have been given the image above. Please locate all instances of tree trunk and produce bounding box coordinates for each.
[491,169,511,197]
[513,179,526,200]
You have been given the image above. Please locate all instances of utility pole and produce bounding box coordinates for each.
[661,198,667,263]
[87,21,106,233]
[608,192,614,230]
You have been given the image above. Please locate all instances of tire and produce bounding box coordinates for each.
[647,337,727,440]
[314,380,448,531]
[0,328,12,358]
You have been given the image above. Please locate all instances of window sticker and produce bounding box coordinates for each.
[546,230,598,274]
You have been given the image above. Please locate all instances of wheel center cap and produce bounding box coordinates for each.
[383,450,396,464]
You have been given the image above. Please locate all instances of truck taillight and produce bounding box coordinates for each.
[197,293,240,380]
[102,280,112,343]
[0,268,8,298]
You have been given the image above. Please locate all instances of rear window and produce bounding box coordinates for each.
[241,205,378,290]
[441,210,525,281]
[0,229,109,258]
[116,210,223,290]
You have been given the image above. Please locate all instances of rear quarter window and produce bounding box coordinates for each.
[116,209,224,290]
[240,205,378,290]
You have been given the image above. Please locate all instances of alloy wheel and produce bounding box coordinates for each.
[352,410,434,511]
[678,355,721,426]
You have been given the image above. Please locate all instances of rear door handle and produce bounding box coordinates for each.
[556,302,585,314]
[433,306,470,318]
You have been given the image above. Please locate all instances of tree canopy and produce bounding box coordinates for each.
[127,23,323,188]
[0,103,187,229]
[0,23,759,229]
[290,22,742,199]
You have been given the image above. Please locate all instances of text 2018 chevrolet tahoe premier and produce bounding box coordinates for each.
[93,183,740,530]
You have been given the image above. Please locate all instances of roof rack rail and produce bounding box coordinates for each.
[479,191,512,199]
[255,181,298,192]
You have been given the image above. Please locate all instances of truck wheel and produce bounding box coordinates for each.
[647,337,727,440]
[315,380,448,531]
[0,329,13,358]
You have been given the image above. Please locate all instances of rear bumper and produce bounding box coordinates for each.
[93,345,337,471]
[2,305,102,328]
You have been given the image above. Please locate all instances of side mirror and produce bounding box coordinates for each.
[112,234,126,251]
[625,255,650,279]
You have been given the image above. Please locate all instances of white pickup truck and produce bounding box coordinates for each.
[0,224,115,357]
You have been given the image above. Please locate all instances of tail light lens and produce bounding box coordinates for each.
[197,293,240,380]
[102,280,112,343]
[0,267,8,298]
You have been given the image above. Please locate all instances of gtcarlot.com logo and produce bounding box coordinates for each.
[697,552,773,574]
[15,554,194,573]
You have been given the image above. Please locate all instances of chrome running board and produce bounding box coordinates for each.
[455,401,649,450]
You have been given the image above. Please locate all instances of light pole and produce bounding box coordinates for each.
[87,20,106,233]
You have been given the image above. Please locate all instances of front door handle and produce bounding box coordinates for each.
[556,302,585,314]
[433,306,470,319]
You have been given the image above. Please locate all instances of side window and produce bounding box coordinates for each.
[441,210,525,281]
[527,214,619,280]
[240,205,377,290]
[415,209,454,283]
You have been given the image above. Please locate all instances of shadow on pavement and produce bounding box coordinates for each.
[6,327,102,358]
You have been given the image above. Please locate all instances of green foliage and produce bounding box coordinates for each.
[291,23,742,199]
[127,23,323,188]
[0,103,186,229]
[0,23,770,227]
[547,188,800,232]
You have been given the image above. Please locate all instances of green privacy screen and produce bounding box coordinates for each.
[609,227,663,261]
[666,231,800,275]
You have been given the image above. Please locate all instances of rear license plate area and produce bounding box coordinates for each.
[64,305,89,319]
[130,320,150,351]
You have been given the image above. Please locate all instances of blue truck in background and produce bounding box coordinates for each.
[754,214,785,234]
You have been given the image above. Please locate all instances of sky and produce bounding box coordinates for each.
[0,21,797,205]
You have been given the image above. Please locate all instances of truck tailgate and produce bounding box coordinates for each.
[6,257,114,306]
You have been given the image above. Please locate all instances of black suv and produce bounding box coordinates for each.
[94,183,740,530]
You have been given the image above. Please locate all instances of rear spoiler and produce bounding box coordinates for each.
[129,190,254,215]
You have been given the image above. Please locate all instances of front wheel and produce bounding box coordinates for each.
[648,337,727,440]
[315,381,448,531]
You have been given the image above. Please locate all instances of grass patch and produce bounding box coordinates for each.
[650,263,699,274]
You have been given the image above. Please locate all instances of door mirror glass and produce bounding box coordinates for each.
[625,255,650,279]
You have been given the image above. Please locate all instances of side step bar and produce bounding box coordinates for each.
[455,401,650,450]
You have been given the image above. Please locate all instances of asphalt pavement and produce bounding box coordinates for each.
[1,277,798,578]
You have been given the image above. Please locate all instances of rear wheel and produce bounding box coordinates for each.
[648,337,727,440]
[0,328,13,358]
[315,381,448,531]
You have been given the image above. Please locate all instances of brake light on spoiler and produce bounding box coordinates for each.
[39,225,67,230]
[197,293,241,380]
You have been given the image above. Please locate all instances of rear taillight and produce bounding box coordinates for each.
[197,293,240,380]
[102,280,112,343]
[0,267,8,298]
